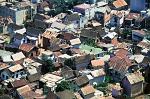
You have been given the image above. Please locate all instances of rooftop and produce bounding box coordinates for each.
[91,59,104,67]
[80,44,102,55]
[81,85,95,96]
[126,73,144,85]
[11,52,25,61]
[91,69,106,77]
[74,3,91,10]
[19,43,35,52]
[70,38,81,45]
[40,73,63,87]
[8,64,23,73]
[113,0,127,8]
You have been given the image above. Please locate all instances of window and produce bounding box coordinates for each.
[2,74,5,78]
[16,74,18,78]
[12,75,14,78]
[6,76,8,79]
[20,72,23,75]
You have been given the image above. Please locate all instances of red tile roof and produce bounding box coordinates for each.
[19,43,35,52]
[113,0,127,8]
[115,49,128,59]
[109,56,132,73]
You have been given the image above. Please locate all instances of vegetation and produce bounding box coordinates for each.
[48,0,84,16]
[94,76,113,95]
[64,59,75,70]
[55,81,77,92]
[122,28,132,39]
[0,88,5,95]
[41,56,56,74]
[83,39,97,47]
[94,82,109,95]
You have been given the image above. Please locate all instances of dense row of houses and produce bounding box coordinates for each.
[0,0,150,99]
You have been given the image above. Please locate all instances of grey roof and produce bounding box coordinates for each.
[56,90,76,99]
[65,13,80,22]
[26,27,43,37]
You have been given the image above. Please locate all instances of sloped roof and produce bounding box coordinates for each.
[91,59,104,67]
[126,73,144,85]
[65,13,80,22]
[70,38,81,45]
[75,75,89,87]
[113,0,127,8]
[74,3,91,10]
[8,64,23,72]
[91,69,106,77]
[115,49,128,59]
[42,30,58,39]
[81,85,95,96]
[19,43,35,52]
[11,52,25,61]
[0,62,9,70]
[56,90,76,99]
[109,56,132,73]
[11,79,28,88]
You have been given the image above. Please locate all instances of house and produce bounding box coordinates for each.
[19,43,38,58]
[61,66,79,80]
[26,27,43,45]
[56,90,77,99]
[80,25,106,42]
[39,73,64,91]
[112,0,128,10]
[88,69,106,85]
[137,39,150,55]
[11,33,27,47]
[112,83,123,98]
[23,58,42,73]
[79,44,103,59]
[74,54,93,70]
[11,52,26,62]
[130,0,146,12]
[1,64,26,80]
[0,50,13,62]
[90,59,104,69]
[95,4,111,25]
[74,3,95,20]
[63,13,87,29]
[69,38,81,48]
[132,30,146,41]
[40,30,60,49]
[16,85,42,99]
[37,1,52,14]
[75,75,89,87]
[109,55,132,81]
[40,50,56,62]
[80,85,95,99]
[9,79,28,97]
[50,21,67,32]
[25,64,41,82]
[124,13,140,28]
[122,73,144,97]
[0,2,33,25]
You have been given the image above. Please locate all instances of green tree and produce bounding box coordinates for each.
[64,59,75,70]
[0,88,5,95]
[55,81,71,92]
[46,59,56,72]
[41,58,56,74]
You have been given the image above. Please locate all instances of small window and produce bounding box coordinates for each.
[2,74,4,78]
[12,75,14,78]
[16,74,18,78]
[20,72,23,75]
[6,76,8,79]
